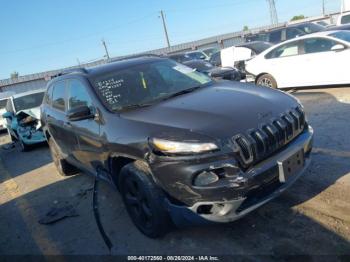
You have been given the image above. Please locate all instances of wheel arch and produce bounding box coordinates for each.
[255,72,269,84]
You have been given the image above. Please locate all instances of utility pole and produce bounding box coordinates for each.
[160,10,171,48]
[76,58,81,66]
[101,39,110,60]
[322,0,325,16]
[267,0,278,25]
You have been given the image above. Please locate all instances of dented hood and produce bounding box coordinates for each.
[121,81,299,139]
[16,107,41,120]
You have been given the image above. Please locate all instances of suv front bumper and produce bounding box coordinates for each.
[160,126,313,225]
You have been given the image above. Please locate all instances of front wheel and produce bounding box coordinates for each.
[119,162,171,238]
[256,74,278,89]
[18,139,30,152]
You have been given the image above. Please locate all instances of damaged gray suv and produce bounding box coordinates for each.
[41,56,313,238]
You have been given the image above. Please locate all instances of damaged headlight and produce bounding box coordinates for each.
[151,138,218,154]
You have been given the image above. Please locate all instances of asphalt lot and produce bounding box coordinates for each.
[0,86,350,257]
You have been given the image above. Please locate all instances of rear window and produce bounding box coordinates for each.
[0,99,8,109]
[13,92,45,112]
[330,31,350,43]
[341,14,350,25]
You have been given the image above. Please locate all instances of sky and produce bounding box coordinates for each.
[0,0,341,80]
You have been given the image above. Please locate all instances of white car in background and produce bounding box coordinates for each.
[337,11,350,25]
[245,31,350,89]
[0,91,15,131]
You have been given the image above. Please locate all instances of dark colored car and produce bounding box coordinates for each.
[168,53,192,63]
[41,56,313,238]
[245,22,324,44]
[209,51,221,67]
[324,24,350,31]
[183,60,242,81]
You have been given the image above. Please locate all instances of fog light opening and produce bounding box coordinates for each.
[197,205,213,215]
[193,171,219,186]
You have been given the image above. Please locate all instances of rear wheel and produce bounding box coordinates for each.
[120,162,171,238]
[48,138,78,177]
[256,74,278,89]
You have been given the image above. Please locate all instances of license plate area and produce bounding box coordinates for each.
[278,149,304,183]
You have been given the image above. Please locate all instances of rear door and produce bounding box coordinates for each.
[263,40,303,87]
[66,78,102,173]
[298,37,345,86]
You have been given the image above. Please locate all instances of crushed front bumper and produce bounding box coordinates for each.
[18,129,46,145]
[162,126,313,226]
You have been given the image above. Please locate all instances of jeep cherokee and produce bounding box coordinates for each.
[41,56,313,238]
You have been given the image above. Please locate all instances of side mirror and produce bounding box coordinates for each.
[331,44,346,51]
[2,111,13,119]
[67,105,94,121]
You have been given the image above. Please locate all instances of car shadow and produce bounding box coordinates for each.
[0,140,50,183]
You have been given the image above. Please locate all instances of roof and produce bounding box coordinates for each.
[12,88,46,99]
[86,56,164,78]
[259,30,346,56]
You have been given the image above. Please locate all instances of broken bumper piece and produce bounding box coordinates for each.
[163,127,313,226]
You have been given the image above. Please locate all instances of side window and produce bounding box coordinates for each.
[269,30,282,43]
[44,85,54,105]
[286,28,303,40]
[52,81,66,111]
[265,41,299,59]
[302,38,338,54]
[67,79,93,110]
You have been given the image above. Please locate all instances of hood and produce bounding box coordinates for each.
[206,67,234,75]
[121,81,299,139]
[16,107,41,120]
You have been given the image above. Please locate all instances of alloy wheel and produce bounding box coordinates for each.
[124,177,153,230]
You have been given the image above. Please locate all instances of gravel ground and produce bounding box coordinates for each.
[0,87,349,259]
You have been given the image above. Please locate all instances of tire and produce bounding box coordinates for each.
[119,162,171,238]
[18,139,30,152]
[256,74,278,89]
[48,138,78,177]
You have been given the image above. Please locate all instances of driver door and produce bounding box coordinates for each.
[66,78,102,173]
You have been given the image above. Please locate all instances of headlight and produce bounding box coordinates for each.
[151,138,218,154]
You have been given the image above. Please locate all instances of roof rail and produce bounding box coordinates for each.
[50,68,88,79]
[108,53,164,63]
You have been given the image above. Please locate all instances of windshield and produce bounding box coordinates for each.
[202,48,219,57]
[184,61,214,72]
[0,99,8,109]
[13,92,45,112]
[330,31,350,43]
[92,59,212,111]
[186,52,206,60]
[296,23,324,34]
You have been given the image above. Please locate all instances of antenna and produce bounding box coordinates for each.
[267,0,278,25]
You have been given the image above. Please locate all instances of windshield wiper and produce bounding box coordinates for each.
[159,85,203,101]
[120,103,154,111]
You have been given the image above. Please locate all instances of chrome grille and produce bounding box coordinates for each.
[233,106,306,166]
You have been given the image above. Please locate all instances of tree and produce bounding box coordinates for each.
[291,15,306,21]
[10,71,19,79]
[243,25,249,31]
